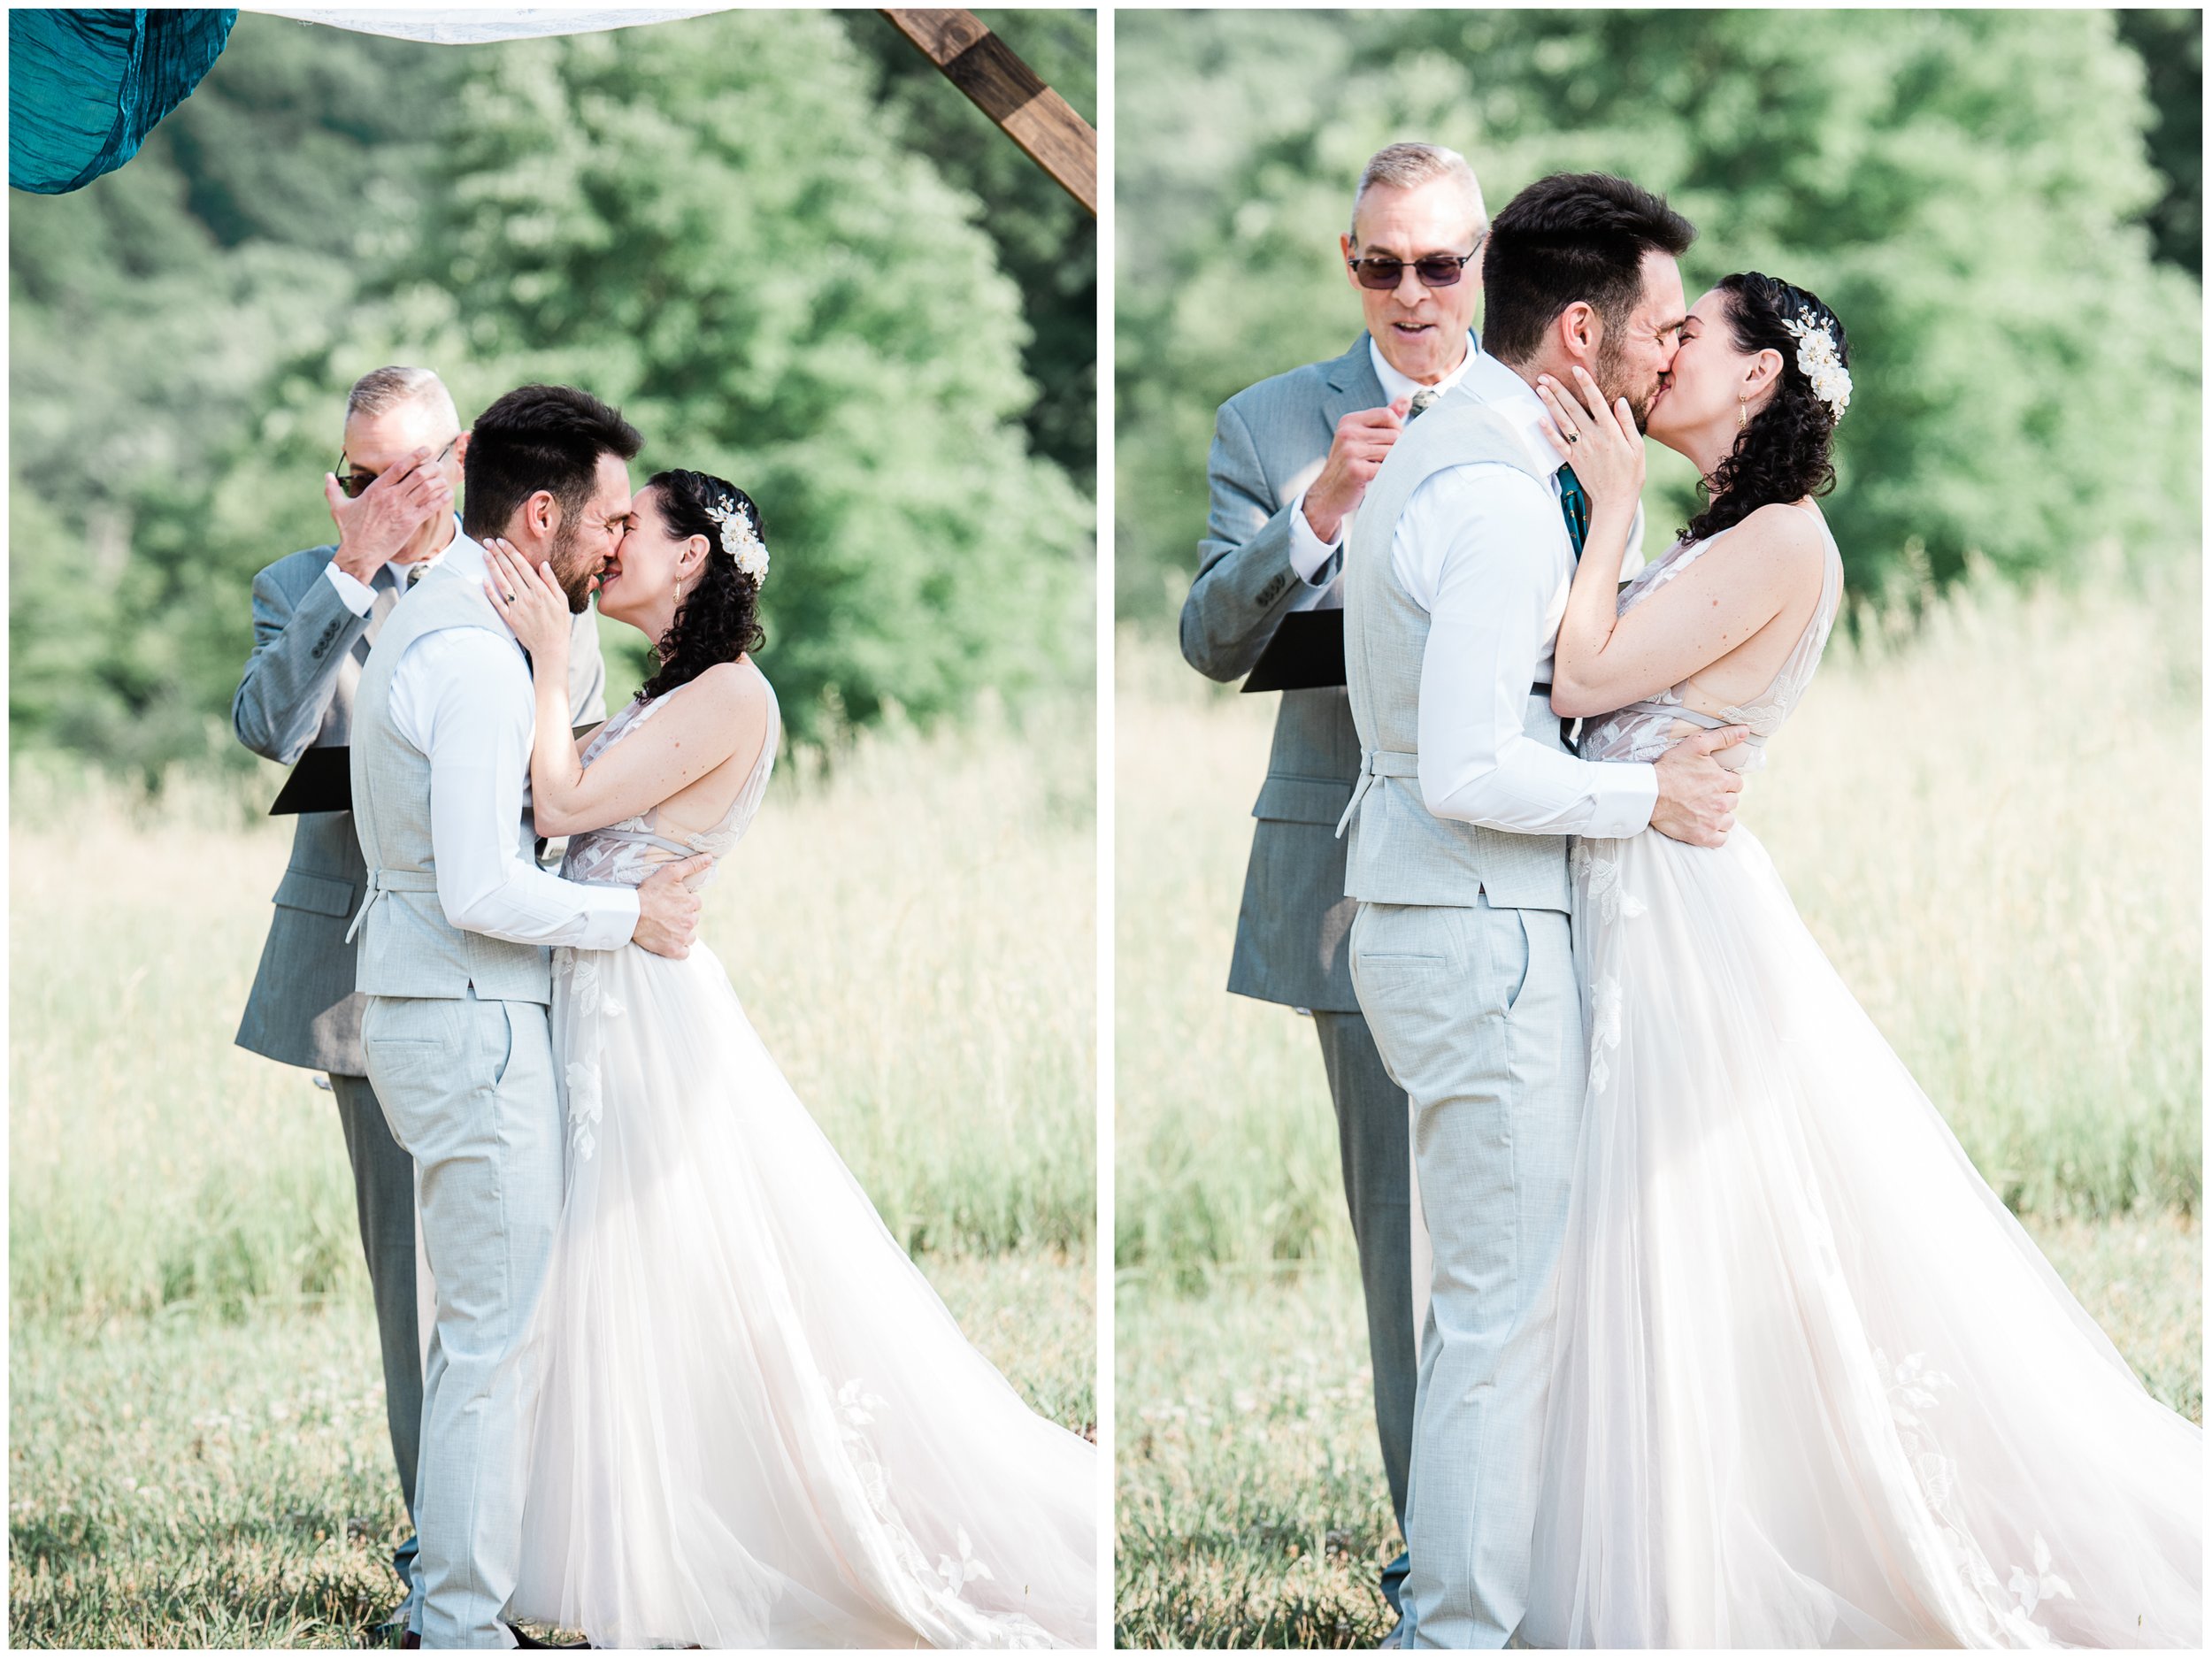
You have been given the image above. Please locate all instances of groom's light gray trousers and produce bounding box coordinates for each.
[1340,397,1593,1648]
[1351,899,1583,1648]
[364,990,563,1650]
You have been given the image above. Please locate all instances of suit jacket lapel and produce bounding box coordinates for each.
[1320,334,1386,433]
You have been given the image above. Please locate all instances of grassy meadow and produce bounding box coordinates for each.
[10,699,1096,1648]
[1114,560,2203,1647]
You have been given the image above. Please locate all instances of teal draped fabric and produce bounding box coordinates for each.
[9,9,237,195]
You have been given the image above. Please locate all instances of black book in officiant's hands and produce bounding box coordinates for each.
[268,724,605,815]
[1240,608,1345,694]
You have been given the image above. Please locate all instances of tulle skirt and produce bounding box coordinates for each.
[508,941,1096,1649]
[1521,825,2201,1648]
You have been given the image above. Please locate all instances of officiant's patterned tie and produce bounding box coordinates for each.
[1408,387,1441,420]
[1556,462,1590,559]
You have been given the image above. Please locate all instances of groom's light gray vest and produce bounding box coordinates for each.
[1338,397,1573,913]
[347,565,554,1003]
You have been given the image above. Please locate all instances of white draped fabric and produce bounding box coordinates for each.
[239,8,728,46]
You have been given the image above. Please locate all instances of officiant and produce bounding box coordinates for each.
[1177,142,1490,1631]
[228,365,607,1634]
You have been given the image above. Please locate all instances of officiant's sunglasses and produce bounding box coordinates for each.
[334,434,461,499]
[1347,249,1479,290]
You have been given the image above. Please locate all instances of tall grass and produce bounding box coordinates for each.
[10,700,1097,1646]
[1116,1217,2201,1648]
[1116,559,2201,1284]
[10,695,1096,1325]
[1114,559,2201,1647]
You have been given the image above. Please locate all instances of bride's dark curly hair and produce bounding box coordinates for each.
[1683,272,1850,544]
[637,468,767,703]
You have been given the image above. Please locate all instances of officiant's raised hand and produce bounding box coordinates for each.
[326,445,452,583]
[1301,395,1413,544]
[633,854,711,959]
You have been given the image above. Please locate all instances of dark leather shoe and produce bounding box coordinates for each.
[505,1623,588,1650]
[399,1635,420,1651]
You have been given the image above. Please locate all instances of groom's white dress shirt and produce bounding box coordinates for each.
[1394,353,1659,838]
[383,531,639,947]
[1285,330,1481,606]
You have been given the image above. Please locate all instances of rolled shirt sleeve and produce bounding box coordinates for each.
[390,627,641,949]
[1404,463,1659,839]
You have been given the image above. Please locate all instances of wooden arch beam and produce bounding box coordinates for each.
[879,9,1097,217]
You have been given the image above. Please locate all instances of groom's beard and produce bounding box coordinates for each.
[1593,334,1660,434]
[545,520,600,615]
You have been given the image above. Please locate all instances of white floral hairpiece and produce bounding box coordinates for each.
[703,495,768,586]
[1781,312,1851,423]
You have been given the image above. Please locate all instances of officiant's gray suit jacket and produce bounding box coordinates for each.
[232,539,606,1075]
[1179,335,1388,1012]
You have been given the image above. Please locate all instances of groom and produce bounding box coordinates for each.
[1338,173,1743,1648]
[349,383,706,1648]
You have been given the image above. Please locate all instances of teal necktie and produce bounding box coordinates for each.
[1556,463,1589,559]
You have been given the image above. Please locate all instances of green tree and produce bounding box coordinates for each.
[12,11,1093,776]
[2114,8,2203,277]
[841,10,1098,486]
[1116,9,2200,625]
[384,11,1089,741]
[9,19,447,780]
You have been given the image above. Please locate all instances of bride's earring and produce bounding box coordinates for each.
[1738,393,1749,431]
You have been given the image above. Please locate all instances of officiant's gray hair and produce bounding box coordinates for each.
[1350,143,1487,245]
[346,365,459,429]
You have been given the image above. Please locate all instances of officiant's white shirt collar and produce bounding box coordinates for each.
[392,510,461,579]
[1367,329,1479,408]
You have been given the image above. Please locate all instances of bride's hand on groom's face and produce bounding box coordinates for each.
[483,539,571,662]
[1536,366,1644,507]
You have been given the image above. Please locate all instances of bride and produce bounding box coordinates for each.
[1515,275,2200,1647]
[477,471,1096,1649]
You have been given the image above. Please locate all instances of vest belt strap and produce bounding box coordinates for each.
[1335,748,1420,840]
[344,867,442,944]
[1334,682,1567,840]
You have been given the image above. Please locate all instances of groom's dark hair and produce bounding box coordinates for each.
[1479,173,1696,366]
[463,384,641,541]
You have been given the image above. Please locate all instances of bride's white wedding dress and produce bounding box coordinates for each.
[1519,508,2202,1648]
[506,674,1096,1649]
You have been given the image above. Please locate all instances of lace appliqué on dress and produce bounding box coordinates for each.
[1876,1346,2076,1646]
[816,1374,1055,1648]
[1571,841,1643,1099]
[556,948,626,1163]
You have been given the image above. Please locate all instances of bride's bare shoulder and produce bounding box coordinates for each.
[1717,501,1829,595]
[688,659,776,764]
[687,656,773,710]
